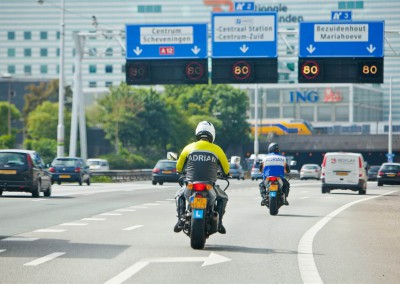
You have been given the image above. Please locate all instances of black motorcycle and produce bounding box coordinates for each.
[264,176,285,215]
[178,175,229,249]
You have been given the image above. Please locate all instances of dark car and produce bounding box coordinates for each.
[367,165,381,181]
[49,157,91,186]
[377,163,400,186]
[251,159,263,181]
[152,159,179,185]
[229,163,245,180]
[0,149,52,197]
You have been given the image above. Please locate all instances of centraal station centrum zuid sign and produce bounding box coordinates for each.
[211,12,278,84]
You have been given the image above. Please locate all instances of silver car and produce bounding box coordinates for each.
[300,164,321,180]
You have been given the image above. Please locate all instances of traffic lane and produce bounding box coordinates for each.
[315,186,400,283]
[0,182,179,237]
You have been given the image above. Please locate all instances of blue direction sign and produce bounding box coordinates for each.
[299,21,384,57]
[234,2,255,11]
[212,12,277,58]
[331,10,352,21]
[126,23,207,59]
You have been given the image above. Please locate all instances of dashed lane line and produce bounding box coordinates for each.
[2,237,39,241]
[122,225,144,231]
[33,229,66,233]
[60,223,88,226]
[24,252,65,266]
[81,218,106,221]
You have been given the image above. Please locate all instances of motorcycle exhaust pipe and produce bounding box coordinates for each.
[210,211,219,233]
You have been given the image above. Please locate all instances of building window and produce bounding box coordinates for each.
[300,106,314,121]
[56,31,60,39]
[105,65,113,73]
[57,65,59,74]
[335,106,350,121]
[24,48,32,57]
[338,1,363,9]
[318,106,332,121]
[89,81,97,88]
[8,65,16,74]
[89,65,97,73]
[57,48,60,56]
[24,31,32,40]
[7,48,16,57]
[138,5,162,13]
[40,65,48,74]
[266,107,280,118]
[24,65,32,75]
[40,31,48,40]
[7,31,15,40]
[40,48,48,57]
[105,81,113,87]
[106,48,113,56]
[121,64,126,73]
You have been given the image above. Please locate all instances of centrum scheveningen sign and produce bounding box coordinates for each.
[126,23,207,59]
[299,21,384,57]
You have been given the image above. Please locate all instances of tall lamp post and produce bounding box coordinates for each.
[2,73,12,135]
[38,0,65,157]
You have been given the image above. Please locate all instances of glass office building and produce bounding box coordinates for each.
[0,0,399,122]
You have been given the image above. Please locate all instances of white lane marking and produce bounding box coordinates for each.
[115,209,136,212]
[2,237,39,241]
[142,203,160,206]
[104,253,230,284]
[99,213,122,216]
[130,206,147,209]
[32,199,46,202]
[166,199,175,201]
[0,249,6,253]
[60,223,88,226]
[155,201,169,203]
[24,252,65,266]
[299,197,309,200]
[81,218,106,221]
[298,190,398,284]
[122,225,144,231]
[33,229,66,233]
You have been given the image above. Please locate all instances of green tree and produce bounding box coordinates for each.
[0,102,21,136]
[25,101,71,154]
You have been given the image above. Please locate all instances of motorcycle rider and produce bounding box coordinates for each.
[174,121,230,234]
[259,142,290,206]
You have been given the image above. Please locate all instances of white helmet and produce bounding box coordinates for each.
[195,121,215,143]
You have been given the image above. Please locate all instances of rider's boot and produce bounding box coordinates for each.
[217,199,227,234]
[174,196,186,233]
[259,182,267,206]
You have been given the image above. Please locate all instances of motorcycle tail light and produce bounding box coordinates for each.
[189,183,212,191]
[268,176,278,182]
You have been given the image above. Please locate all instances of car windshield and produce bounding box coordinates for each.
[381,165,400,171]
[53,159,78,167]
[87,160,101,166]
[0,153,26,165]
[156,161,176,168]
[303,165,318,169]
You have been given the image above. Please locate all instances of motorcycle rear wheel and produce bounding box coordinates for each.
[190,217,206,249]
[269,196,279,215]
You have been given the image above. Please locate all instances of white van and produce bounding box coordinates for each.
[321,152,367,194]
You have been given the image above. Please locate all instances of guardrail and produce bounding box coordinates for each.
[90,169,152,182]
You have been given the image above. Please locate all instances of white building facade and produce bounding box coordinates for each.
[0,0,399,122]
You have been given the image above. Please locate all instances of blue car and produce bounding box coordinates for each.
[50,157,91,186]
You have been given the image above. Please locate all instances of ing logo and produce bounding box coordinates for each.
[203,0,234,12]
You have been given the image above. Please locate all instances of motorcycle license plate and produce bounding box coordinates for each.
[269,184,278,191]
[269,191,277,197]
[191,197,207,209]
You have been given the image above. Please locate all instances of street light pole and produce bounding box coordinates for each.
[1,73,12,135]
[57,0,66,157]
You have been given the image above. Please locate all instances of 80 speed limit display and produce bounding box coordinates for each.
[298,57,384,84]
